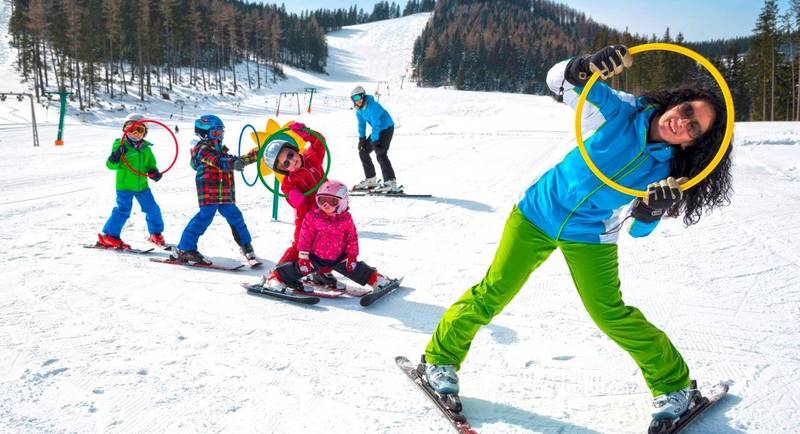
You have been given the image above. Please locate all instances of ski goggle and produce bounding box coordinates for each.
[209,128,225,138]
[317,195,340,208]
[280,150,296,169]
[351,94,364,103]
[127,125,147,135]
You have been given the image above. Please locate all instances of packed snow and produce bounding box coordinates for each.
[1,6,798,434]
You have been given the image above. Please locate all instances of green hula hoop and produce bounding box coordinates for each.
[256,127,331,198]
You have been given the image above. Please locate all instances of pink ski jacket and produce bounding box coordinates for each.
[297,208,359,261]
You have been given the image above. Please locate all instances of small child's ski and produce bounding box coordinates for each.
[648,382,729,434]
[150,257,244,271]
[360,277,403,307]
[84,244,155,255]
[395,356,477,434]
[241,283,320,305]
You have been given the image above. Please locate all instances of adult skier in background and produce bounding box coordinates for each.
[350,85,400,193]
[171,114,259,265]
[419,45,734,426]
[98,113,165,249]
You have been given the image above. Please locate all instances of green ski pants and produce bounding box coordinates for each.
[425,206,690,396]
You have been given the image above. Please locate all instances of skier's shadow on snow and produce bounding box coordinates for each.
[462,395,605,433]
[406,196,495,213]
[352,195,494,213]
[346,286,518,342]
[460,392,745,433]
[357,230,406,241]
[698,391,745,434]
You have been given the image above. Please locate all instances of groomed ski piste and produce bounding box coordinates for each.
[1,4,799,433]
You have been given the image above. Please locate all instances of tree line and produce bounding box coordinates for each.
[411,0,800,122]
[309,1,435,33]
[9,0,327,110]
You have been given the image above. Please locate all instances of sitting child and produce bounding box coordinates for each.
[261,179,395,293]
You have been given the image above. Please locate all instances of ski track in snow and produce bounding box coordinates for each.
[1,8,799,434]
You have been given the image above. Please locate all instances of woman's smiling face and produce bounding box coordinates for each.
[651,100,716,146]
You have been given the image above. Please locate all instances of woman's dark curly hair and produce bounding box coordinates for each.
[642,86,733,226]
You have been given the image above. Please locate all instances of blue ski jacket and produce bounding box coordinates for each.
[356,95,394,142]
[517,59,675,244]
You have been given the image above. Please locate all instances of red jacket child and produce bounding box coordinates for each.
[263,122,326,264]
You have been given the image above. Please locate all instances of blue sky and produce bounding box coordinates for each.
[275,0,793,42]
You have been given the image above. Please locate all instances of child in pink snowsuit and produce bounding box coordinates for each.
[264,179,393,292]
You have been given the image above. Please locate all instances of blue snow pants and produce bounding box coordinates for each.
[102,189,164,237]
[177,204,252,251]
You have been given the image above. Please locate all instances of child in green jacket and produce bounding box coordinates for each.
[97,113,165,249]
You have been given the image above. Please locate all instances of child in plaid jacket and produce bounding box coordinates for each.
[172,114,258,264]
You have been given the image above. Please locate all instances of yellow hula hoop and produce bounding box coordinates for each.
[574,43,735,197]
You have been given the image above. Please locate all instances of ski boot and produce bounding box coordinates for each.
[171,247,212,265]
[309,271,345,290]
[147,233,166,248]
[261,271,309,293]
[418,355,462,412]
[240,243,262,267]
[370,274,395,291]
[352,176,379,191]
[97,233,131,249]
[373,179,402,194]
[240,243,256,261]
[258,273,289,293]
[648,380,703,434]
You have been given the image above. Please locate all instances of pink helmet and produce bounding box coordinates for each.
[316,179,349,213]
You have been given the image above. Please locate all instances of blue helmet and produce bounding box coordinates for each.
[194,114,225,139]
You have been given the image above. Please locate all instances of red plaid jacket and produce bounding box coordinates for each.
[190,139,258,206]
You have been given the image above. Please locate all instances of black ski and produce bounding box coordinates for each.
[241,283,320,305]
[350,191,432,198]
[360,277,403,306]
[84,244,155,255]
[395,356,478,434]
[150,257,244,271]
[648,382,729,434]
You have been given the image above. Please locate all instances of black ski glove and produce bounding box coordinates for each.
[630,176,687,222]
[565,45,632,87]
[358,137,368,151]
[147,169,162,182]
[108,145,126,163]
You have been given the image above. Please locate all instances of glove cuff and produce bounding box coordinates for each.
[564,55,592,87]
[631,198,663,223]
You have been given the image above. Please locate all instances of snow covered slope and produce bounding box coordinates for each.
[1,8,799,434]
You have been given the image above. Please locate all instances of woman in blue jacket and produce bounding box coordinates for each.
[419,45,733,424]
[350,85,399,193]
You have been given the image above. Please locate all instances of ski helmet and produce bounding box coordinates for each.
[350,85,366,105]
[194,114,225,139]
[316,179,349,214]
[122,113,148,136]
[263,139,300,175]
